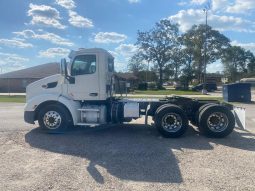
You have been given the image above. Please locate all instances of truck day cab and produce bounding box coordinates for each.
[24,48,245,138]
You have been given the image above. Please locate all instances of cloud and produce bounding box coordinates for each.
[169,9,255,33]
[39,47,70,58]
[184,0,255,14]
[0,52,29,72]
[68,10,94,28]
[178,1,188,6]
[14,30,74,47]
[226,0,255,14]
[94,32,127,44]
[0,38,33,48]
[107,44,138,72]
[108,50,119,58]
[55,0,76,10]
[108,50,128,71]
[27,3,66,29]
[115,44,138,57]
[231,41,255,54]
[211,0,228,11]
[190,0,207,5]
[55,1,94,28]
[128,0,141,3]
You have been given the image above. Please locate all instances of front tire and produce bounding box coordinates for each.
[155,104,188,138]
[38,104,72,133]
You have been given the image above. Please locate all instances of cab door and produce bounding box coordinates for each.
[67,54,100,100]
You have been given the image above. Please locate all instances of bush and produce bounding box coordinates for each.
[147,82,157,90]
[156,83,166,90]
[138,82,148,90]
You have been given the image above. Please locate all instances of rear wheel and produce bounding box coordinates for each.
[38,104,73,133]
[155,104,188,138]
[191,103,217,126]
[198,105,235,138]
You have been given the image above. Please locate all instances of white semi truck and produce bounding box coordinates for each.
[24,48,245,138]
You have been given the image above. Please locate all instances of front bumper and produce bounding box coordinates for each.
[24,111,35,124]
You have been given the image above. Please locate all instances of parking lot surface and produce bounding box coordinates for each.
[0,103,255,191]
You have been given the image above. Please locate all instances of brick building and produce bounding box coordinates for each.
[0,63,60,93]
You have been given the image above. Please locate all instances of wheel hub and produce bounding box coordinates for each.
[161,113,182,132]
[166,116,176,124]
[207,112,229,132]
[48,117,56,124]
[209,115,220,125]
[43,111,62,129]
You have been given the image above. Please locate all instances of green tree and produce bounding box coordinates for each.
[136,71,158,82]
[135,19,180,88]
[178,48,195,89]
[246,50,255,73]
[170,46,186,81]
[128,53,147,75]
[222,46,252,82]
[128,53,157,82]
[163,64,175,81]
[182,24,230,82]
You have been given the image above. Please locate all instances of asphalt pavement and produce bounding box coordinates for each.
[0,103,255,191]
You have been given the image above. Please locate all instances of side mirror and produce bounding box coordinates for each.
[60,58,75,84]
[60,58,67,77]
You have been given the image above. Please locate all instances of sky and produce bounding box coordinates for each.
[0,0,255,74]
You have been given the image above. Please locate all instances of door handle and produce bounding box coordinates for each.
[42,84,48,89]
[89,93,98,96]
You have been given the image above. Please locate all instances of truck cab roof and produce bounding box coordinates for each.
[68,48,114,60]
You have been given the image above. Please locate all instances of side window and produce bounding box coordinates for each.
[108,57,114,72]
[71,55,96,76]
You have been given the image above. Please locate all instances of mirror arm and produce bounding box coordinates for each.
[65,75,75,84]
[62,61,75,84]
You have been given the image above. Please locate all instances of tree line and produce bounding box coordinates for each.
[128,19,255,88]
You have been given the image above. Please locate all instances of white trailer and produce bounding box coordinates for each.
[24,48,245,138]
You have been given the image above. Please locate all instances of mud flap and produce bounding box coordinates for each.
[233,107,246,130]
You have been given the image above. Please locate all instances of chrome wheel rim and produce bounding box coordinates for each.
[161,113,182,132]
[207,112,229,132]
[43,111,62,129]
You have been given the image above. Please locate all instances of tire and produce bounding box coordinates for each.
[198,105,235,138]
[155,104,188,138]
[38,104,73,133]
[190,103,216,126]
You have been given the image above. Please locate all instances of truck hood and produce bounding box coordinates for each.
[26,74,63,101]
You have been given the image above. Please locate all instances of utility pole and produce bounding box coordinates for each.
[202,8,208,95]
[146,60,150,82]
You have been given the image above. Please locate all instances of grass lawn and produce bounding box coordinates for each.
[134,89,202,95]
[192,97,224,102]
[0,96,26,103]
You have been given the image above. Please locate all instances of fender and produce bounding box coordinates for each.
[25,94,81,125]
[24,93,59,112]
[58,96,80,125]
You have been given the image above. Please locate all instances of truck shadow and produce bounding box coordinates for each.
[25,125,255,184]
[25,125,183,184]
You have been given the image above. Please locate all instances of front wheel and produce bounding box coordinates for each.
[155,104,188,138]
[38,104,73,133]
